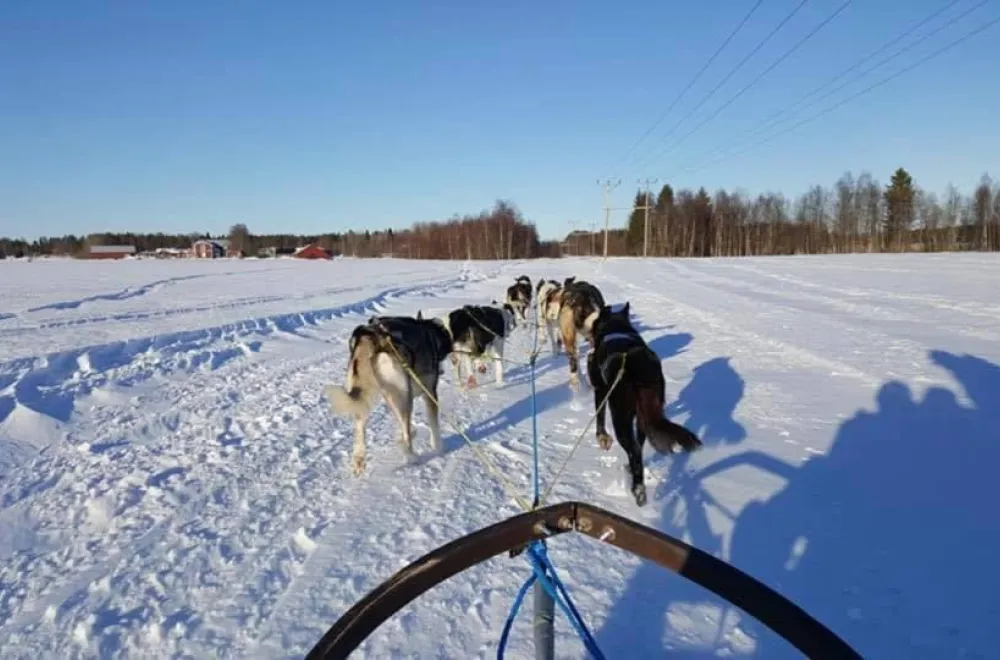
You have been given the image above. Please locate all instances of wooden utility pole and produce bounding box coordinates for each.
[637,178,658,257]
[598,178,622,258]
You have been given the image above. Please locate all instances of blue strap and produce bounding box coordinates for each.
[497,541,605,659]
[528,544,604,659]
[496,571,537,657]
[496,292,605,660]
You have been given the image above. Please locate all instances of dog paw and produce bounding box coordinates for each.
[351,454,366,476]
[477,363,488,374]
[597,432,613,451]
[466,374,479,389]
[633,484,647,507]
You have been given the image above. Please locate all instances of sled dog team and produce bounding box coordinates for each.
[326,274,701,507]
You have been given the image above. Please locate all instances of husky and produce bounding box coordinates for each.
[587,301,702,506]
[557,276,606,389]
[504,275,532,324]
[534,278,563,354]
[326,314,454,475]
[441,303,516,389]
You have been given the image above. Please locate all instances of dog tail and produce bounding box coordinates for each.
[626,352,702,455]
[326,333,379,419]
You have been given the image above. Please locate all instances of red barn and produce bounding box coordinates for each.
[293,244,331,260]
[88,245,137,260]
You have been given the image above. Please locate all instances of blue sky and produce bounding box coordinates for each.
[1,0,998,241]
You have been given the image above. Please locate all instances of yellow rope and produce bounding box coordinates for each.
[364,304,624,513]
[538,354,627,506]
[381,337,533,512]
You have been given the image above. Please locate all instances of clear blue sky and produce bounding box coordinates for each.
[2,0,998,241]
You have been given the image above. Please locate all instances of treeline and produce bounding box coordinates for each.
[605,169,1000,258]
[0,199,559,260]
[4,172,999,260]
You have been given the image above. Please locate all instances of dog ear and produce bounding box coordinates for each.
[416,310,423,320]
[622,301,630,316]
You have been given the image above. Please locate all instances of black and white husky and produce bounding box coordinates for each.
[440,303,516,388]
[326,314,454,475]
[557,276,606,389]
[505,275,532,323]
[587,302,702,506]
[534,278,563,354]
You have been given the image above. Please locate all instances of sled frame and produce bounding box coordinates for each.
[306,500,860,660]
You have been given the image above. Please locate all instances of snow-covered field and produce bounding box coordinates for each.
[1,254,998,658]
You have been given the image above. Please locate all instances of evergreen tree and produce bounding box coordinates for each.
[654,183,675,255]
[883,167,916,250]
[625,189,648,255]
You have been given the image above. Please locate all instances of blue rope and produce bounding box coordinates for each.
[497,571,537,656]
[496,540,605,659]
[527,544,605,659]
[495,298,605,659]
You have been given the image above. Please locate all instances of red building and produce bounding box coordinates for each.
[293,244,332,260]
[88,245,137,260]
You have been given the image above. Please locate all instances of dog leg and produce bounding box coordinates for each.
[536,315,548,347]
[351,417,367,476]
[375,355,415,460]
[593,387,613,451]
[463,350,479,389]
[587,352,612,450]
[547,320,561,355]
[559,311,580,389]
[424,392,442,454]
[612,407,645,507]
[491,337,505,386]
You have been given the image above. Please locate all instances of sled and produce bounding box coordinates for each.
[306,500,860,659]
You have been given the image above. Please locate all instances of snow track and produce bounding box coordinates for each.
[1,254,999,658]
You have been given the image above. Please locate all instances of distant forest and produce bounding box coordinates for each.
[2,169,999,260]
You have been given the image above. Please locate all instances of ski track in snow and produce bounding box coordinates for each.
[0,254,999,659]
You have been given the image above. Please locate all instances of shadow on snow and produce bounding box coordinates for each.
[593,349,1000,658]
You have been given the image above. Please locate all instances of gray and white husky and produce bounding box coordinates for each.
[326,314,453,475]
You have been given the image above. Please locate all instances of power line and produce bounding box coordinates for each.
[623,0,810,174]
[770,0,967,127]
[609,0,764,174]
[635,0,852,173]
[684,0,974,168]
[678,13,1000,178]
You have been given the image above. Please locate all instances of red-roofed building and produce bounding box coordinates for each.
[293,244,332,260]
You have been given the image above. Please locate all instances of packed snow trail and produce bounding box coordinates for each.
[0,254,998,658]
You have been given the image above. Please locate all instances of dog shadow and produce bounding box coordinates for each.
[632,318,674,335]
[593,355,749,657]
[458,380,575,449]
[647,331,693,362]
[663,357,746,449]
[595,350,1000,657]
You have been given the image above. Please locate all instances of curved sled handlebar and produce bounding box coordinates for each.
[306,501,860,660]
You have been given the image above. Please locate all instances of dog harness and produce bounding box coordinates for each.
[594,330,645,382]
[371,317,451,366]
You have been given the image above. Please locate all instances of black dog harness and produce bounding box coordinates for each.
[369,316,452,369]
[594,330,645,382]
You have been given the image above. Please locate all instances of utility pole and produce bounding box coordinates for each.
[637,178,658,257]
[597,178,622,259]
